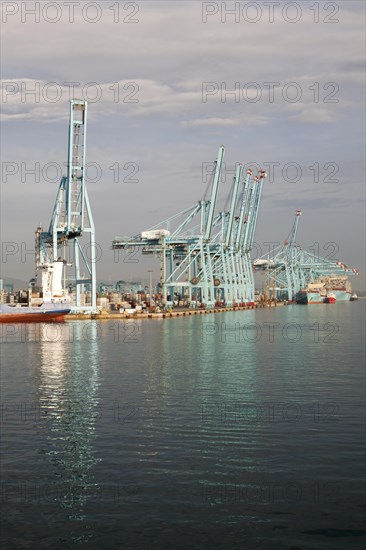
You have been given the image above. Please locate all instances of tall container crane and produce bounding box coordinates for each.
[35,100,96,311]
[254,210,358,300]
[112,148,266,307]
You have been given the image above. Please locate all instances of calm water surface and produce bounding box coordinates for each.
[1,302,365,549]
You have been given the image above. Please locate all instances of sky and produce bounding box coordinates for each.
[1,0,365,289]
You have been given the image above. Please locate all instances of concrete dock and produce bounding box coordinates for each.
[64,302,287,321]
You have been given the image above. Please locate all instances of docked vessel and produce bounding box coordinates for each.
[296,283,326,304]
[318,276,352,302]
[297,276,353,304]
[0,261,71,322]
[350,293,358,301]
[332,287,352,301]
[324,291,336,304]
[0,302,70,323]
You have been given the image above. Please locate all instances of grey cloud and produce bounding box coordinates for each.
[1,1,364,282]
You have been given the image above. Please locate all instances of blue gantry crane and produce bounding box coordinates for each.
[113,147,267,308]
[35,100,97,311]
[253,210,358,300]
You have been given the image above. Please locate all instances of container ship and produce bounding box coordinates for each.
[318,276,352,302]
[296,276,352,305]
[296,283,326,304]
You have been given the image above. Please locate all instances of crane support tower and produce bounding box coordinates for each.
[35,100,97,311]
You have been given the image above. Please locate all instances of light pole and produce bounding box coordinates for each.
[148,269,153,305]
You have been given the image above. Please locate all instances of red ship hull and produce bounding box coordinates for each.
[0,310,70,323]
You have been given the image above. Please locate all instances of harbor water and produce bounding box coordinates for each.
[1,301,365,549]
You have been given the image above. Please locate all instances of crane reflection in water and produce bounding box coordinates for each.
[37,322,100,524]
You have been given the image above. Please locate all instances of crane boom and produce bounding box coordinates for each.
[204,146,225,241]
[225,164,242,247]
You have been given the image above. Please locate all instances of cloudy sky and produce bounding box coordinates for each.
[1,0,365,288]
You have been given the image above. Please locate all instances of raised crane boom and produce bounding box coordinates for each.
[286,209,302,247]
[234,168,252,250]
[225,164,242,248]
[243,170,266,253]
[204,146,225,241]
